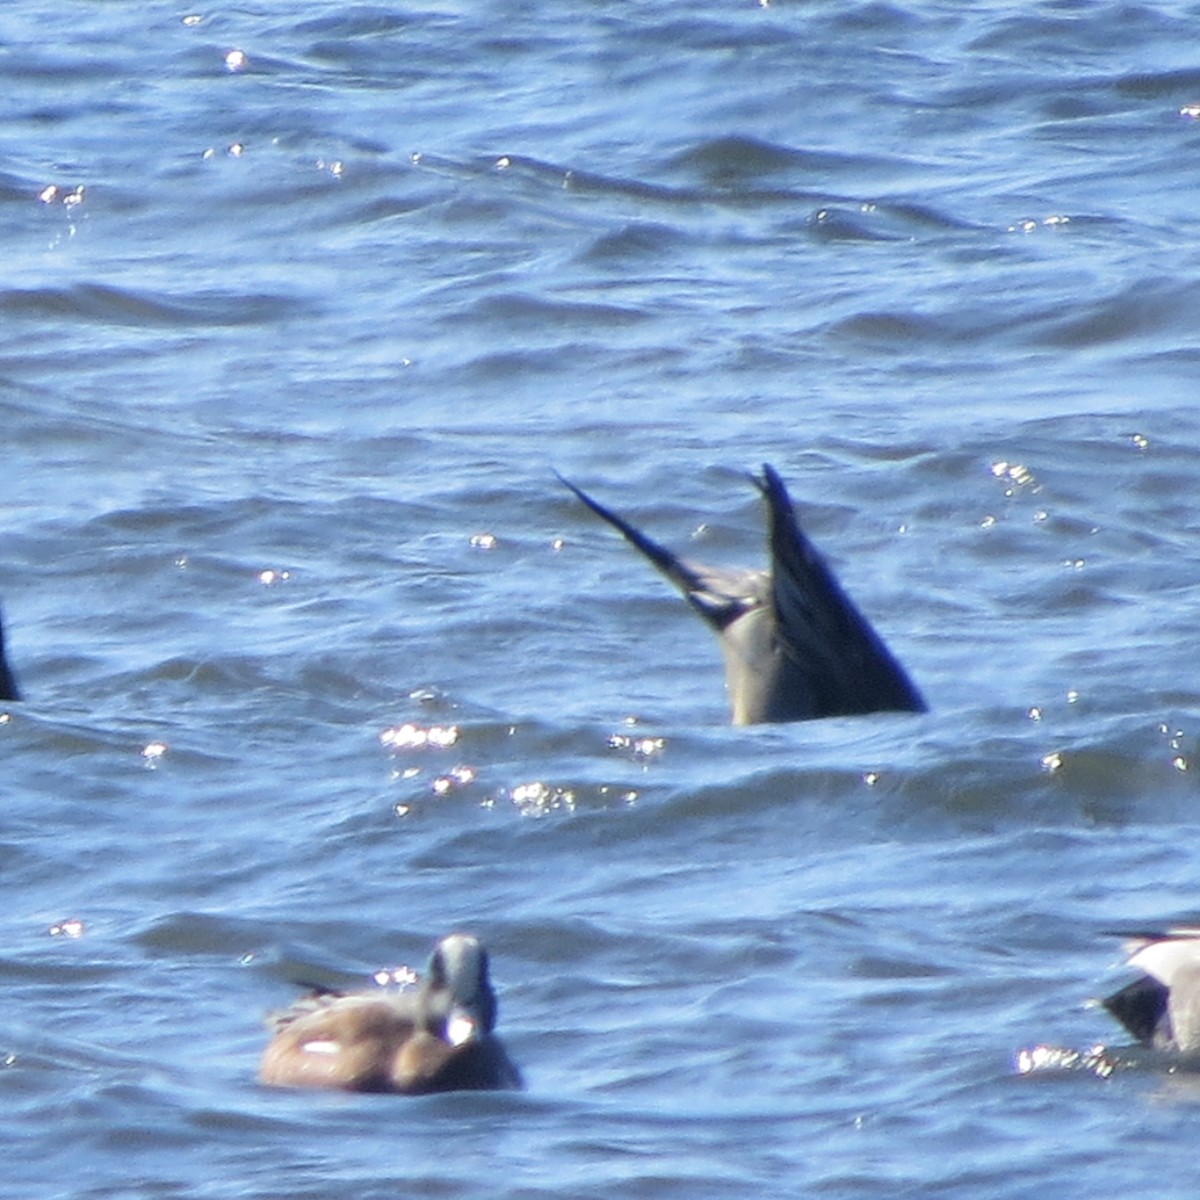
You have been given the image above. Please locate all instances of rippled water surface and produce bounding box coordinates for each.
[7,2,1200,1197]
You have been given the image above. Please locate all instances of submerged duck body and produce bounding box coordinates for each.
[259,933,522,1094]
[559,464,925,725]
[1103,926,1200,1052]
[0,608,18,703]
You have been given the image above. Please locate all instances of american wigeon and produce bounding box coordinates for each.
[1103,926,1200,1052]
[0,608,18,703]
[259,933,522,1094]
[558,464,925,724]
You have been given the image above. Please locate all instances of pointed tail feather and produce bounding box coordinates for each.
[756,463,925,716]
[556,472,733,629]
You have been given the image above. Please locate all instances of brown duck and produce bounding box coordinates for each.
[260,933,522,1094]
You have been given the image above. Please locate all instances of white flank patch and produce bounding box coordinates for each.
[301,1040,340,1056]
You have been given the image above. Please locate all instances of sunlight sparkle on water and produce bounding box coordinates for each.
[431,766,477,795]
[380,722,459,749]
[1159,724,1191,772]
[1016,1044,1116,1078]
[1009,215,1071,234]
[504,781,577,817]
[990,460,1038,495]
[607,733,665,760]
[142,741,169,765]
[38,184,85,207]
[202,144,247,160]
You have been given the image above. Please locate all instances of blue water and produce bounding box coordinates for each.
[5,2,1200,1196]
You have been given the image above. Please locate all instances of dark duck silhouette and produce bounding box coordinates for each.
[0,607,19,703]
[1103,926,1200,1052]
